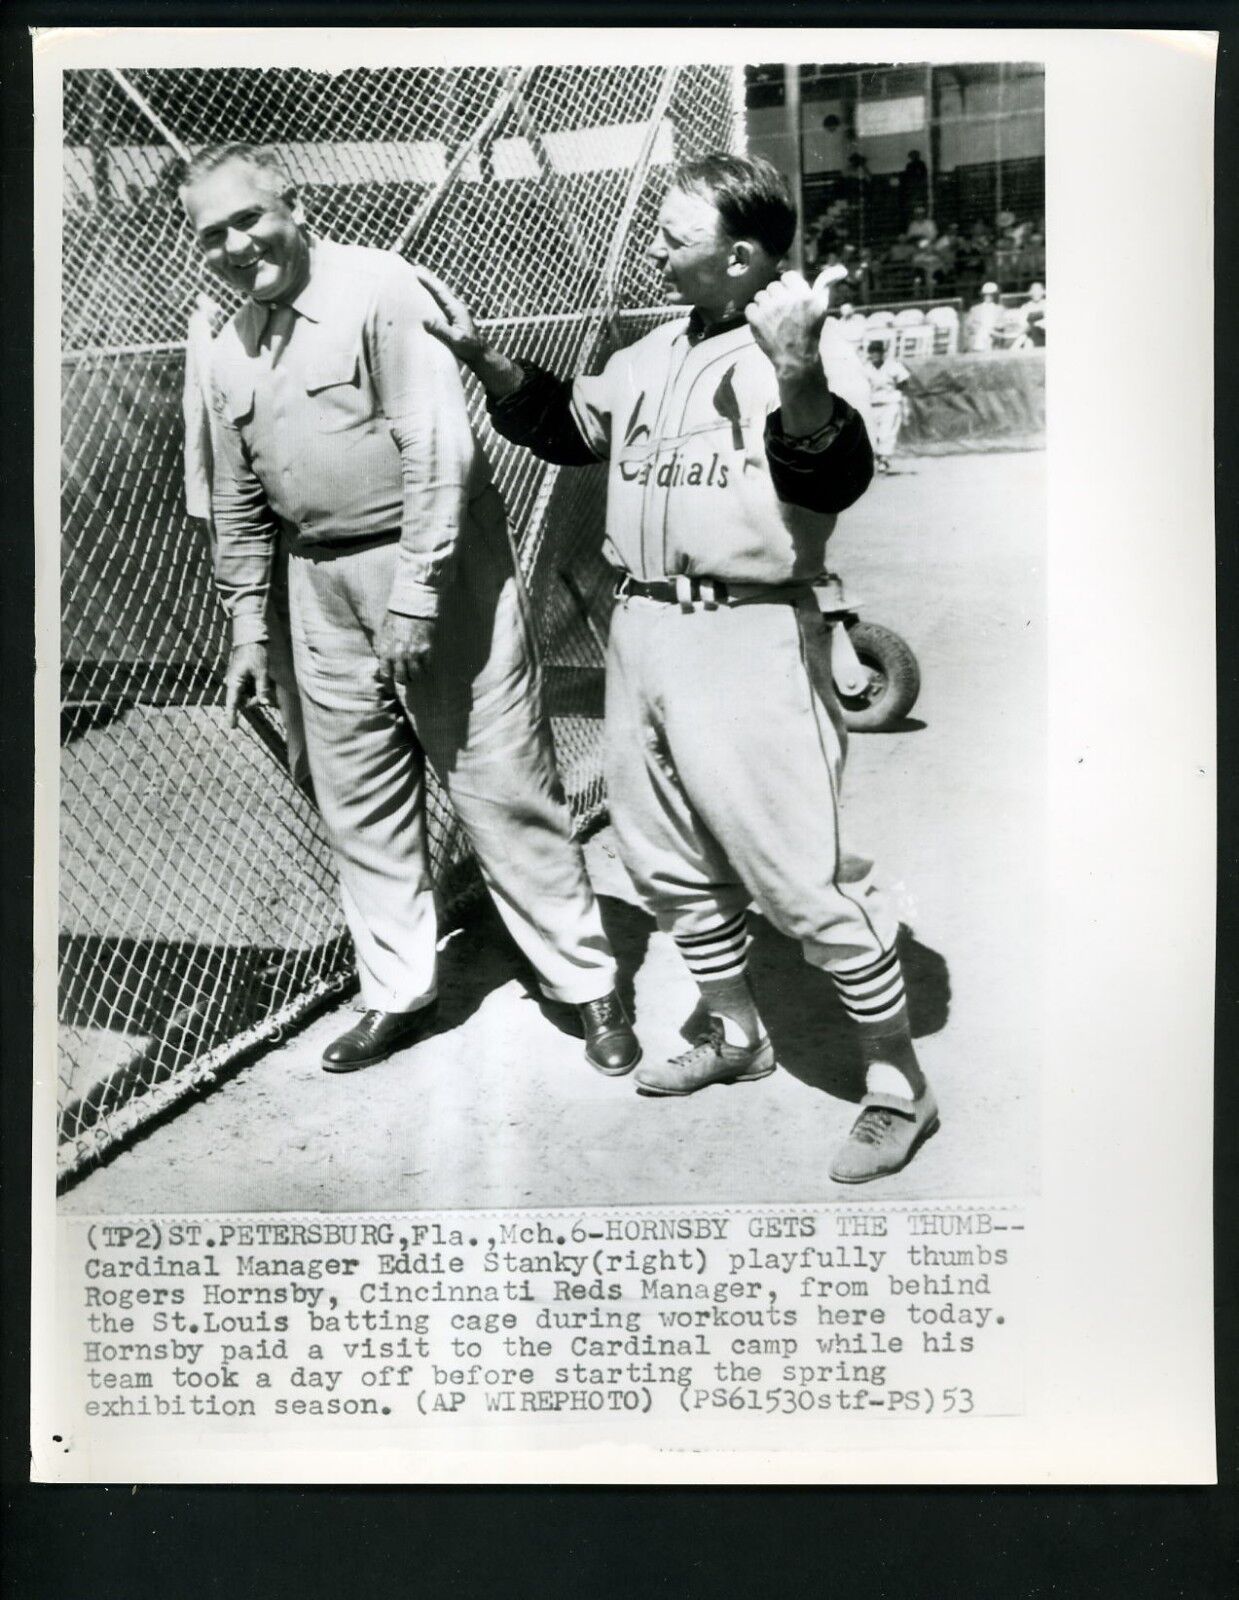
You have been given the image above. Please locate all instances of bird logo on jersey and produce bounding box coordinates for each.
[617,388,732,489]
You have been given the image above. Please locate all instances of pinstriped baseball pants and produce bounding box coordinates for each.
[603,593,898,973]
[285,516,616,1013]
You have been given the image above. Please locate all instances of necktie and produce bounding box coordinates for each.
[264,302,295,368]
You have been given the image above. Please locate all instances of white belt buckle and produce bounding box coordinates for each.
[699,578,718,610]
[675,574,694,612]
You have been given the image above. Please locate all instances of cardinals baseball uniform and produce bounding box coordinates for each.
[488,311,902,989]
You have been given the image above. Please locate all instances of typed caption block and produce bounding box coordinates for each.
[47,1202,1026,1452]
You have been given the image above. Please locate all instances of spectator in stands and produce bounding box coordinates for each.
[954,223,990,301]
[930,223,958,288]
[992,240,1020,289]
[899,149,929,219]
[864,339,912,474]
[841,243,871,302]
[911,217,957,295]
[989,209,1024,286]
[873,234,918,299]
[911,238,940,296]
[1021,228,1046,282]
[1017,281,1046,347]
[815,244,866,305]
[965,282,1003,351]
[905,202,938,247]
[846,151,872,196]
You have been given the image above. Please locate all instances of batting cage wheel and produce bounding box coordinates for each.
[836,622,922,733]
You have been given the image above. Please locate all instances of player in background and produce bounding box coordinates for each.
[863,338,912,474]
[419,153,940,1183]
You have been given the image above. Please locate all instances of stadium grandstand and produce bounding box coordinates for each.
[746,62,1046,357]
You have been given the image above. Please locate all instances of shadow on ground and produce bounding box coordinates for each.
[521,892,653,1039]
[753,919,951,1101]
[514,886,951,1107]
[57,933,351,1138]
[672,917,952,1105]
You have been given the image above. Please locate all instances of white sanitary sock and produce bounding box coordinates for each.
[866,1060,918,1101]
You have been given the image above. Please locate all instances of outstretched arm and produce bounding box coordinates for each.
[411,265,527,397]
[414,266,601,466]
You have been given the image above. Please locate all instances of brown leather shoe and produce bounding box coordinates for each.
[321,1005,438,1073]
[578,992,641,1076]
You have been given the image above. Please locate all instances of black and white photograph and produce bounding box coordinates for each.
[52,53,1045,1215]
[27,22,1218,1490]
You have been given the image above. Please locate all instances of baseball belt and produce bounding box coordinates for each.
[614,573,814,611]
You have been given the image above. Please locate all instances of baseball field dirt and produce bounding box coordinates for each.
[61,449,1043,1214]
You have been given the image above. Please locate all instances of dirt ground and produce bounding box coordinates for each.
[61,450,1043,1215]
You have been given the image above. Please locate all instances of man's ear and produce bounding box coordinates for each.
[285,188,306,226]
[727,238,757,277]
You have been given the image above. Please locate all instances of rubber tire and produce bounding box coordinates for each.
[836,621,921,732]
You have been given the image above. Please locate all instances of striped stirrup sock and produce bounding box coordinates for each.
[673,912,750,983]
[831,946,909,1031]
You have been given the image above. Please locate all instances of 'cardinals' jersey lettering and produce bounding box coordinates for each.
[567,317,872,584]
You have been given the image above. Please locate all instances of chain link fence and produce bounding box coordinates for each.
[58,62,744,1184]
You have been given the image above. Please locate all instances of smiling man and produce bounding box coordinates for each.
[420,152,940,1183]
[179,143,638,1077]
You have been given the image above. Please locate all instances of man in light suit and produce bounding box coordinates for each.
[180,142,638,1077]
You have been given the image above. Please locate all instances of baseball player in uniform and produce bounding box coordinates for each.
[863,339,912,473]
[420,153,939,1182]
[179,143,639,1077]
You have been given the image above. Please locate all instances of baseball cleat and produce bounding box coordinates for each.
[828,1087,940,1183]
[635,1016,775,1096]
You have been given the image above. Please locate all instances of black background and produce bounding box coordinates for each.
[2,6,1235,1595]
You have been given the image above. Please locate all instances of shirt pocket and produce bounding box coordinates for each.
[304,351,365,433]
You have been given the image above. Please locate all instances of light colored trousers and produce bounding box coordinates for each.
[870,398,904,457]
[604,594,898,974]
[266,554,312,793]
[286,509,616,1012]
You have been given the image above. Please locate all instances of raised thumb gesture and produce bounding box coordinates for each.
[745,270,835,376]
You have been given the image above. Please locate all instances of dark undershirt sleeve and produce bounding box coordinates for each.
[486,361,600,467]
[764,396,875,514]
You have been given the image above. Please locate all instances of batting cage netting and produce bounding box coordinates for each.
[58,63,744,1184]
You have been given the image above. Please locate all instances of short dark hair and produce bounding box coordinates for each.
[179,142,294,200]
[668,152,798,259]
